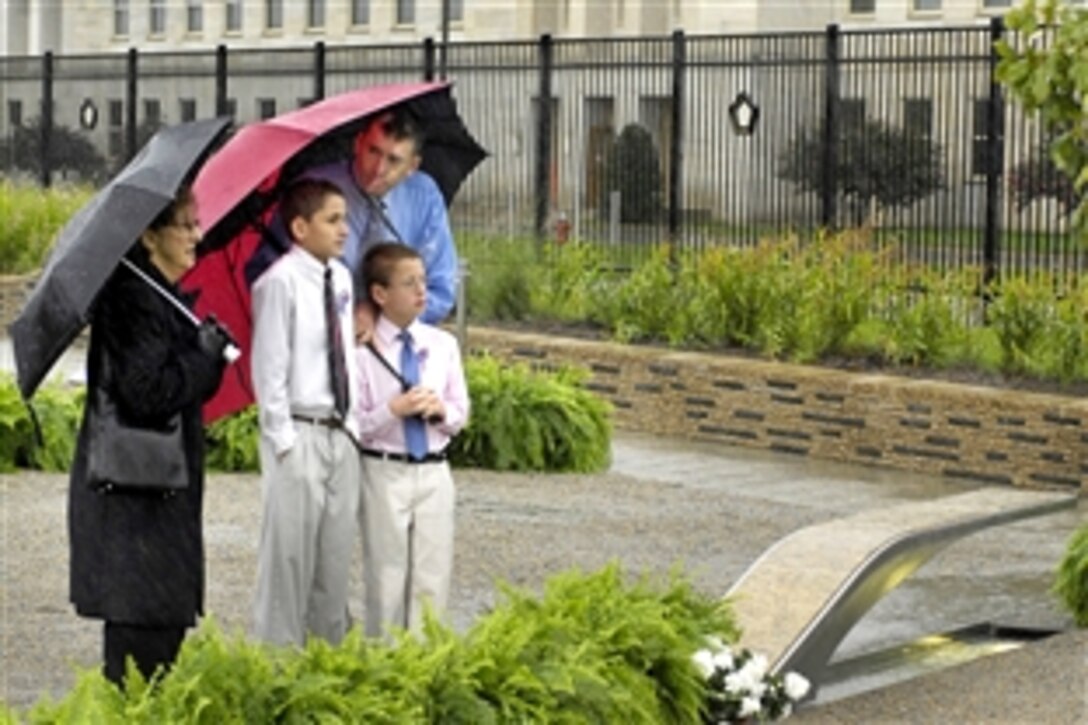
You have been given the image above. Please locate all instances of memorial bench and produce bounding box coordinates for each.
[725,487,1078,697]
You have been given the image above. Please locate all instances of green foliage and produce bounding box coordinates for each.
[0,375,38,472]
[0,181,93,274]
[449,355,612,473]
[529,241,611,324]
[1009,142,1079,214]
[602,124,663,223]
[458,234,536,321]
[987,275,1057,375]
[997,0,1088,236]
[0,119,109,185]
[778,114,944,223]
[23,384,84,471]
[205,406,259,472]
[1053,523,1088,627]
[14,566,739,724]
[879,269,975,368]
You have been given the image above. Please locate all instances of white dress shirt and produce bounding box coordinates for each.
[252,245,360,454]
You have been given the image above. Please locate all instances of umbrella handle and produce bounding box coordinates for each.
[120,258,241,364]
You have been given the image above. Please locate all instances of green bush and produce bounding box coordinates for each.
[0,120,109,185]
[1053,523,1088,628]
[449,355,612,473]
[601,124,663,224]
[16,565,738,724]
[0,181,93,275]
[0,374,80,472]
[205,405,260,472]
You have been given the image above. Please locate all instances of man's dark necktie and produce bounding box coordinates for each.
[398,330,428,460]
[324,267,350,419]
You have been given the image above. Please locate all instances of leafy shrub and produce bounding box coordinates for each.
[0,119,109,184]
[459,233,535,322]
[601,124,663,224]
[1009,145,1079,215]
[987,275,1057,375]
[450,355,612,473]
[1053,523,1088,627]
[23,383,84,472]
[205,405,259,472]
[0,181,93,274]
[778,114,944,224]
[18,565,738,724]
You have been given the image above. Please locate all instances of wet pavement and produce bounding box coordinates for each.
[2,335,1086,717]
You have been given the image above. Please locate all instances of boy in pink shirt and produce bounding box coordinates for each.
[354,242,469,636]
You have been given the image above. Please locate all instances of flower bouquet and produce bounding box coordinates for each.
[693,637,811,723]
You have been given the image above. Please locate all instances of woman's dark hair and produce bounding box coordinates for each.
[147,186,196,232]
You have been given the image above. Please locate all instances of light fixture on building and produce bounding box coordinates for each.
[79,99,99,131]
[728,92,759,136]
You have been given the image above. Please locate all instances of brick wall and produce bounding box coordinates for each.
[466,327,1087,493]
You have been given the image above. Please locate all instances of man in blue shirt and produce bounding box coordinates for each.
[301,110,458,332]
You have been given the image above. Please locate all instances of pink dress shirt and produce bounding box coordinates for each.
[354,315,469,455]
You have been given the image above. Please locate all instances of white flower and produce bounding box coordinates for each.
[740,695,763,718]
[784,671,811,701]
[743,653,768,679]
[692,648,716,678]
[711,648,734,672]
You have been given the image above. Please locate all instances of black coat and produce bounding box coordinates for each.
[68,253,225,627]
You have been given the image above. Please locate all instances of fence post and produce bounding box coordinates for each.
[215,45,229,118]
[534,33,554,245]
[125,47,138,162]
[439,0,451,80]
[314,41,326,101]
[821,24,840,230]
[423,37,436,81]
[983,16,1005,289]
[669,29,686,246]
[39,51,53,188]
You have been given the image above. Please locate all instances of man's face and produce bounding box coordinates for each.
[353,119,421,197]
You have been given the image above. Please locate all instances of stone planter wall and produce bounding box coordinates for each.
[466,327,1087,493]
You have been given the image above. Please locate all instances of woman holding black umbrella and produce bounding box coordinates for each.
[67,186,233,685]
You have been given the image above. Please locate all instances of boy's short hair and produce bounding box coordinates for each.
[280,178,344,237]
[362,242,423,305]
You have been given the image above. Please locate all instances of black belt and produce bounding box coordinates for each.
[360,448,447,464]
[291,413,342,429]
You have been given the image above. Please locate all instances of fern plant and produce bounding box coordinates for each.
[1053,523,1088,628]
[450,355,612,473]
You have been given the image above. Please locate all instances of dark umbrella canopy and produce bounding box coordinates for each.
[183,82,486,422]
[9,117,231,400]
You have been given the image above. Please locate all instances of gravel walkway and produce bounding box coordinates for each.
[2,433,1085,720]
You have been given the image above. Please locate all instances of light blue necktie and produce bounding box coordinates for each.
[399,330,428,460]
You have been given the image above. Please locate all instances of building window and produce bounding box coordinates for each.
[971,97,1003,175]
[258,98,277,120]
[108,99,124,156]
[351,0,369,25]
[397,0,415,25]
[179,98,197,122]
[982,0,1011,7]
[450,0,463,22]
[225,0,242,32]
[904,98,932,137]
[266,0,283,29]
[223,98,237,120]
[8,100,23,127]
[308,0,326,28]
[144,98,162,127]
[850,0,876,13]
[186,1,203,32]
[113,0,130,36]
[840,98,866,128]
[149,0,166,35]
[297,97,315,108]
[913,0,941,10]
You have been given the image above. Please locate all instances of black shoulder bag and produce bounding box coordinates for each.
[86,351,188,493]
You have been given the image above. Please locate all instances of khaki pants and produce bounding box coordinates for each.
[359,457,455,638]
[253,423,360,647]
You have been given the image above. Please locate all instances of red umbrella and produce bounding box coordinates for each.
[182,81,485,422]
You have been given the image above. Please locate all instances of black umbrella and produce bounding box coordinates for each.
[9,117,231,400]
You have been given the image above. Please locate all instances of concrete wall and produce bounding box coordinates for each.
[466,326,1087,493]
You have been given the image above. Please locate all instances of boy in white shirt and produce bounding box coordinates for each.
[250,179,360,646]
[354,242,469,637]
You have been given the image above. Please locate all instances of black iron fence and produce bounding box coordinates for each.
[1,20,1080,280]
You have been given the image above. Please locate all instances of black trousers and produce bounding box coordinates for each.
[103,621,185,685]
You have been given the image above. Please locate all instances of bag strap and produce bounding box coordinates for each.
[365,341,410,392]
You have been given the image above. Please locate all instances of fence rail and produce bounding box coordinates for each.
[0,21,1079,280]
